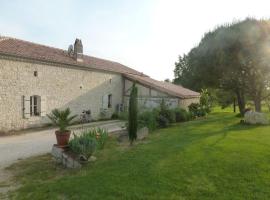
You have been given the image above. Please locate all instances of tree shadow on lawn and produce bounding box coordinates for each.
[170,118,262,151]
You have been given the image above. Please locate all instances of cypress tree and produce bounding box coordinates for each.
[128,83,138,145]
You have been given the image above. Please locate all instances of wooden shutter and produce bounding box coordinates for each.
[102,95,108,109]
[23,95,31,119]
[40,96,47,117]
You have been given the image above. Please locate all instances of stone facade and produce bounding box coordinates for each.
[179,97,200,110]
[123,79,198,110]
[0,57,123,132]
[0,56,199,132]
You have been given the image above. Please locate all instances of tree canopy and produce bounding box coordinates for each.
[174,18,270,114]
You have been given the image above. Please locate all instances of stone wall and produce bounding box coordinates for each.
[123,79,178,110]
[123,79,200,111]
[179,97,200,110]
[0,57,123,132]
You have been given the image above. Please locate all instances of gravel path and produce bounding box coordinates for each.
[0,120,125,169]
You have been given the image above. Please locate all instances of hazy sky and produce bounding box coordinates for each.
[0,0,270,80]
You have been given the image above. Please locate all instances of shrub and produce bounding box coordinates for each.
[187,111,195,120]
[69,132,97,161]
[111,112,119,119]
[174,108,189,122]
[196,108,207,117]
[200,89,212,113]
[188,103,200,115]
[84,128,109,150]
[188,103,207,117]
[118,112,128,120]
[159,99,176,123]
[157,115,169,128]
[168,109,176,123]
[138,110,158,131]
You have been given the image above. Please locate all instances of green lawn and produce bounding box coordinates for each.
[6,110,270,199]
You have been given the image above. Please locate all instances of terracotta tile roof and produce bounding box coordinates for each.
[0,36,200,98]
[0,36,142,75]
[124,73,200,98]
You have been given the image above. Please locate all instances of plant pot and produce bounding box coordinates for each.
[55,130,71,147]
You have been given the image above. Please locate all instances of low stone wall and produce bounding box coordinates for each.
[51,145,82,169]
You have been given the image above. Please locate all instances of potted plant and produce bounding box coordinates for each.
[47,108,77,147]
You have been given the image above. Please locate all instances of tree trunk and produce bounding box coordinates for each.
[254,95,261,112]
[235,90,246,116]
[233,97,236,113]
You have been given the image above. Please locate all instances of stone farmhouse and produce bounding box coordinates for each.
[0,36,199,132]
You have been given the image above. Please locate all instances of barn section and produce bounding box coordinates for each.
[123,74,200,110]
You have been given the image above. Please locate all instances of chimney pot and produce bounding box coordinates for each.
[74,38,83,62]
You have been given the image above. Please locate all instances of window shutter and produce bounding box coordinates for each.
[102,95,108,109]
[23,95,31,119]
[40,96,47,117]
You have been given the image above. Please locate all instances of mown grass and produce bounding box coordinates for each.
[6,109,270,200]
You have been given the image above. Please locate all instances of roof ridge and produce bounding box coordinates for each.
[0,35,147,76]
[84,55,146,76]
[0,35,67,53]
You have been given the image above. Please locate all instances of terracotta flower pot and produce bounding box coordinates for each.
[55,130,71,147]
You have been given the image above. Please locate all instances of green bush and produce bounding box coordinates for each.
[157,115,169,128]
[187,111,196,120]
[188,103,200,114]
[200,89,212,113]
[111,112,119,119]
[69,132,97,161]
[84,128,109,150]
[138,110,158,131]
[188,103,207,117]
[174,108,189,122]
[159,99,176,123]
[118,112,128,120]
[69,128,108,161]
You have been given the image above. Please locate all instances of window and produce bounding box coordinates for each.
[34,71,38,77]
[108,94,112,108]
[30,95,41,116]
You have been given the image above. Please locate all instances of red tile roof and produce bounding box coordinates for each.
[0,36,200,98]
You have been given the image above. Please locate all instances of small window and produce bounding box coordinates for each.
[34,71,38,77]
[30,95,41,116]
[108,94,112,108]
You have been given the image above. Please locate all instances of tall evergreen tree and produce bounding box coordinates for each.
[128,83,138,145]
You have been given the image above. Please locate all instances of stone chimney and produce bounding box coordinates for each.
[74,38,83,62]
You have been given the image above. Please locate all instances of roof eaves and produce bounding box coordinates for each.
[0,51,126,75]
[123,74,187,99]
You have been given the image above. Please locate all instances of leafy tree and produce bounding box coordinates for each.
[174,18,270,115]
[128,83,138,145]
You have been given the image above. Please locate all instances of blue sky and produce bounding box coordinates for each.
[1,0,270,80]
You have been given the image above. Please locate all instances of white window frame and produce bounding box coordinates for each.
[30,95,41,117]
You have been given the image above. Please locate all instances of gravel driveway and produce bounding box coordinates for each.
[0,120,125,169]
